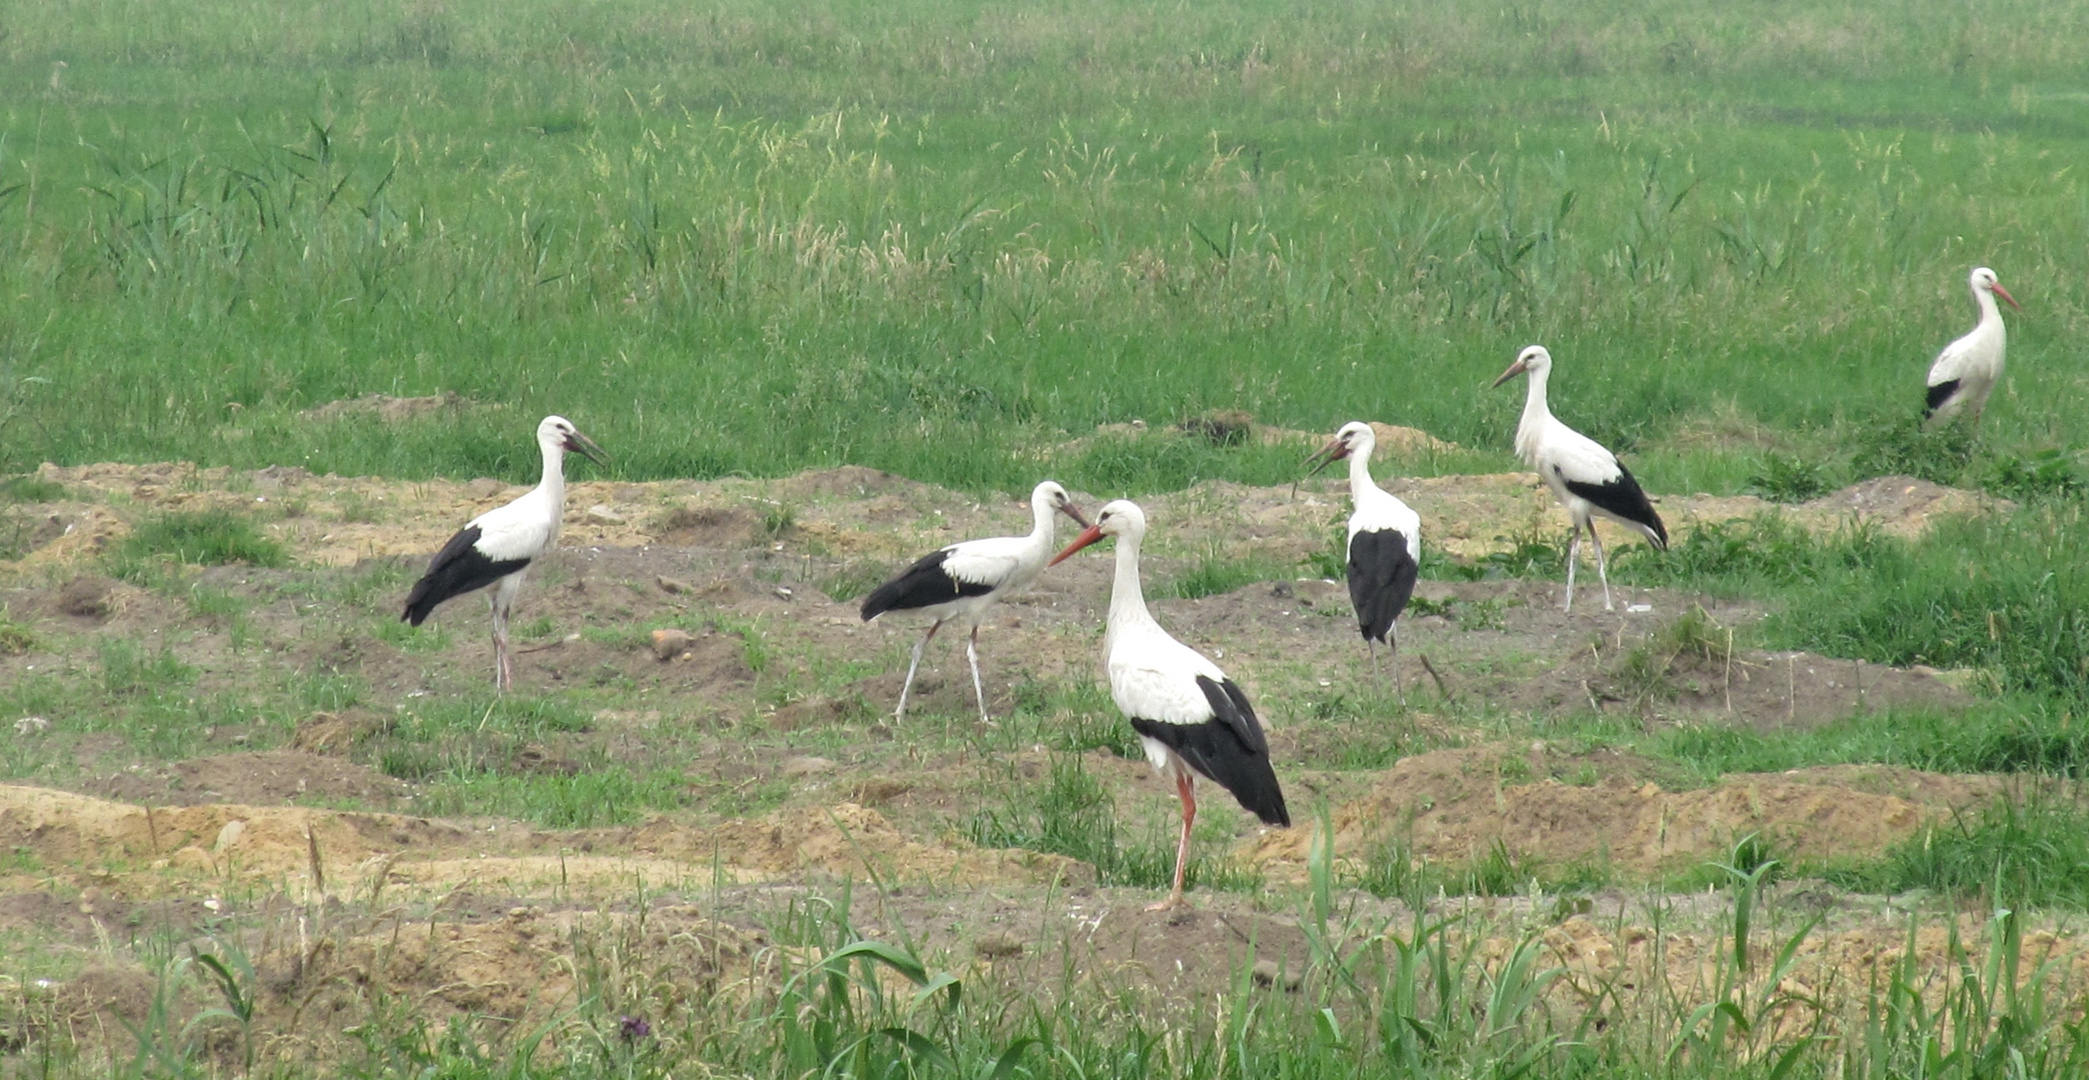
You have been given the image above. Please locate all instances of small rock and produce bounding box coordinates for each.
[656,576,693,595]
[649,628,695,660]
[974,933,1024,960]
[1269,581,1294,599]
[781,755,836,778]
[1250,960,1301,992]
[587,505,626,525]
[14,716,50,735]
[213,820,247,853]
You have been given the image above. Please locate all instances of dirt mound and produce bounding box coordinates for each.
[298,392,477,423]
[284,904,756,1038]
[83,751,413,809]
[1518,641,1967,728]
[1795,475,2012,537]
[632,802,1094,887]
[0,784,466,881]
[1250,747,2015,880]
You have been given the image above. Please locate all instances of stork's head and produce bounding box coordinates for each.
[1970,267,2022,311]
[1491,345,1552,388]
[1304,421,1376,476]
[1048,499,1146,566]
[1028,480,1091,529]
[537,415,610,467]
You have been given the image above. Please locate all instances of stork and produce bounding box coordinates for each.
[1305,422,1422,699]
[401,415,608,690]
[859,481,1089,723]
[1924,266,2021,429]
[1050,500,1290,910]
[1492,346,1667,612]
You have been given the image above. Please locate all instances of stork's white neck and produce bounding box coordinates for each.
[1346,443,1379,505]
[1971,282,2004,328]
[1027,496,1058,549]
[535,440,568,542]
[1106,528,1153,633]
[1514,367,1554,467]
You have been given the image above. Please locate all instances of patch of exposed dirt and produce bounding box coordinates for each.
[631,802,1092,887]
[81,751,413,809]
[1249,748,2020,880]
[297,392,479,423]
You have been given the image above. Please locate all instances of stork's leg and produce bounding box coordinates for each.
[490,589,514,692]
[1589,526,1615,612]
[1389,622,1406,707]
[1148,772,1197,912]
[966,625,991,725]
[895,621,943,720]
[1562,525,1581,613]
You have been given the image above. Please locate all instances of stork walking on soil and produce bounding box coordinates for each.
[859,481,1089,723]
[1051,500,1290,910]
[1492,346,1668,612]
[402,415,608,690]
[1924,266,2021,429]
[1306,422,1421,700]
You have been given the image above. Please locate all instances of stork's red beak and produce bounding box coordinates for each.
[1303,437,1350,477]
[1991,282,2022,311]
[1049,523,1106,567]
[1490,358,1530,388]
[563,429,610,467]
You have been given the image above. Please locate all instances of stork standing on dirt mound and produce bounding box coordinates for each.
[1923,266,2021,429]
[1306,421,1421,700]
[1492,346,1667,612]
[859,480,1089,724]
[402,415,608,690]
[1050,500,1290,910]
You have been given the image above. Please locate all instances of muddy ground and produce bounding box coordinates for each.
[0,446,2066,1062]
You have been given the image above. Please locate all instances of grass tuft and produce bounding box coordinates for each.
[111,509,287,581]
[1834,796,2089,911]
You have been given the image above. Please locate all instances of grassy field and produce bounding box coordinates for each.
[2,0,2087,495]
[11,1,2089,1076]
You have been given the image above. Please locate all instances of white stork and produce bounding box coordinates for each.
[1305,421,1422,699]
[401,415,608,690]
[1924,266,2021,429]
[1050,500,1290,910]
[859,480,1089,723]
[1492,346,1667,612]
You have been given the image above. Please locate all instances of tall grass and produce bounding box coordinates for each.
[0,0,2084,493]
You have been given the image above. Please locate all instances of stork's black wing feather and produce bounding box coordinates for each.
[1347,529,1418,644]
[1561,462,1669,549]
[859,548,995,621]
[1925,379,1959,417]
[401,525,531,625]
[1128,676,1289,827]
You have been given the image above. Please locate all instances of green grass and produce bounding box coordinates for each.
[967,753,1257,893]
[1,0,2086,499]
[108,509,288,582]
[1833,796,2089,911]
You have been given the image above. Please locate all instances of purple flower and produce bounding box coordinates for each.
[618,1015,652,1042]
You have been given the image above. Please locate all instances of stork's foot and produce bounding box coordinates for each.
[1144,892,1189,913]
